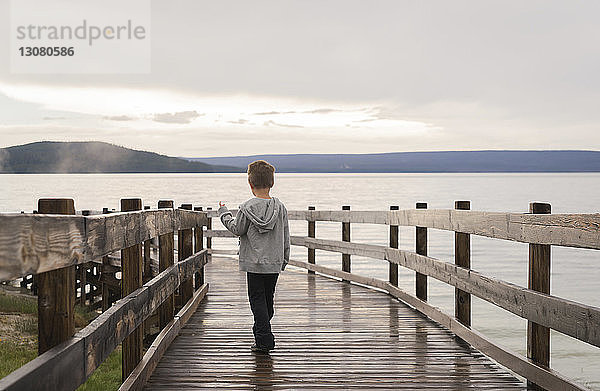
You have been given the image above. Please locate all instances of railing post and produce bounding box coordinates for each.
[454,200,471,326]
[389,205,399,286]
[79,209,90,307]
[415,202,428,301]
[308,206,316,274]
[179,204,194,304]
[36,198,76,355]
[206,207,213,260]
[527,202,551,390]
[158,200,175,330]
[120,198,143,381]
[101,208,112,312]
[342,205,351,281]
[143,206,153,284]
[194,206,205,288]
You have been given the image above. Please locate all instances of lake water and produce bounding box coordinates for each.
[1,173,599,389]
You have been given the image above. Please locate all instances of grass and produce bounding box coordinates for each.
[0,289,121,389]
[75,303,100,327]
[77,346,122,391]
[14,316,37,334]
[0,341,37,379]
[0,291,37,314]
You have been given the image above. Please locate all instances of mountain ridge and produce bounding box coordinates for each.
[186,150,600,173]
[0,141,241,173]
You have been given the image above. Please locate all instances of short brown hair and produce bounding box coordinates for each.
[247,160,275,189]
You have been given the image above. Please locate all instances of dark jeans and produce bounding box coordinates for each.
[247,272,279,349]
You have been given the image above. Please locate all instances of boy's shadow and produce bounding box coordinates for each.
[251,352,275,390]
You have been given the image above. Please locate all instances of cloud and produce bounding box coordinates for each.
[42,116,67,120]
[254,111,285,115]
[254,108,340,116]
[301,108,339,114]
[228,119,249,125]
[103,115,135,121]
[262,120,304,128]
[152,111,203,124]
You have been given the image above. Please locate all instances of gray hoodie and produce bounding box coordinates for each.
[218,197,290,273]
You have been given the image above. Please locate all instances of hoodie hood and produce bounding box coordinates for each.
[240,197,282,233]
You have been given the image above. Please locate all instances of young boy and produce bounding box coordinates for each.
[217,160,290,353]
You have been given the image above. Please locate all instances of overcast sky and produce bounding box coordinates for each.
[0,0,599,157]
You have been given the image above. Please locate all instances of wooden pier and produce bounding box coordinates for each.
[145,256,525,390]
[0,198,599,390]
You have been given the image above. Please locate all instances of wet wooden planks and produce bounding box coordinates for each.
[145,258,525,390]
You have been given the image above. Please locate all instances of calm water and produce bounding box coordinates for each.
[1,173,599,388]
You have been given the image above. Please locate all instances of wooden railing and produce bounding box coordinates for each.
[0,198,209,391]
[206,202,600,391]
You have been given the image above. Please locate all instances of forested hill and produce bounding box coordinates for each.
[0,141,241,173]
[187,150,600,173]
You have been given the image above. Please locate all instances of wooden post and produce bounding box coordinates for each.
[342,205,351,281]
[454,200,471,326]
[389,205,399,287]
[527,202,551,390]
[194,206,204,288]
[308,206,316,274]
[101,208,112,312]
[77,265,86,306]
[36,198,76,355]
[415,202,428,301]
[121,198,143,382]
[79,212,90,306]
[179,204,194,304]
[143,206,152,283]
[206,207,213,260]
[158,200,175,330]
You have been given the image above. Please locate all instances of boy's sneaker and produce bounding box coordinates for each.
[251,343,271,353]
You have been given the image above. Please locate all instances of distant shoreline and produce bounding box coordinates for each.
[3,171,600,174]
[3,142,600,174]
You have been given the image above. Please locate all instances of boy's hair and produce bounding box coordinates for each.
[247,160,275,189]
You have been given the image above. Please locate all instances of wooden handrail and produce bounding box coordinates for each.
[0,249,207,391]
[204,208,600,249]
[205,204,599,391]
[287,259,588,391]
[288,235,600,348]
[0,209,207,281]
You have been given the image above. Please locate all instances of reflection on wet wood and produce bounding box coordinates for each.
[144,257,525,390]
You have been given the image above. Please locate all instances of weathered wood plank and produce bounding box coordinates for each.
[290,236,600,348]
[0,214,86,280]
[0,209,208,281]
[454,200,471,327]
[342,205,351,279]
[3,207,599,281]
[204,229,236,238]
[194,207,204,288]
[389,205,399,286]
[37,198,76,355]
[157,200,175,330]
[178,205,194,304]
[119,284,209,391]
[308,206,316,274]
[145,257,529,391]
[415,202,428,301]
[0,338,86,391]
[287,209,600,250]
[527,202,552,391]
[121,198,144,381]
[288,259,588,391]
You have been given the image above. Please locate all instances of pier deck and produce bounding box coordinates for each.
[144,257,525,390]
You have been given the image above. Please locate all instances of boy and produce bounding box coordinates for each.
[218,160,290,353]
